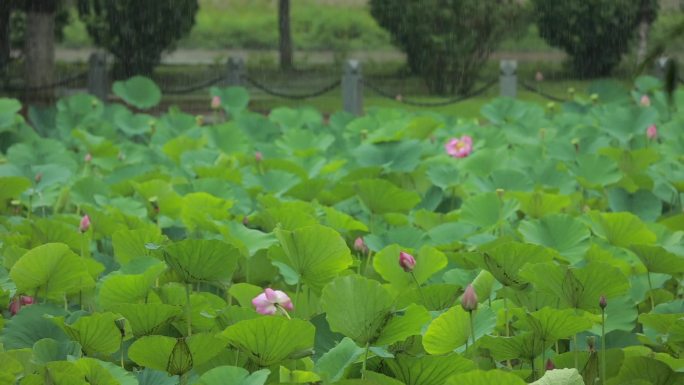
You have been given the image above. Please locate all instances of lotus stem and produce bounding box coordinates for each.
[647,272,655,311]
[469,310,476,347]
[409,272,426,304]
[361,342,370,379]
[294,281,301,315]
[574,334,579,369]
[601,309,606,385]
[185,283,192,336]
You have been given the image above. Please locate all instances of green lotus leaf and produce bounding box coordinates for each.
[110,303,182,336]
[112,76,161,110]
[353,140,424,173]
[0,98,22,131]
[112,228,166,265]
[128,333,227,376]
[373,245,447,288]
[210,86,250,115]
[355,179,421,214]
[518,214,591,263]
[271,225,352,291]
[23,361,89,385]
[1,304,69,349]
[509,191,572,219]
[135,369,178,385]
[475,241,556,289]
[386,354,477,385]
[163,239,240,283]
[220,221,277,258]
[530,368,584,385]
[313,337,365,383]
[375,303,430,346]
[426,159,461,190]
[321,275,393,346]
[446,369,525,385]
[196,366,270,385]
[570,154,622,188]
[0,351,23,385]
[180,192,233,231]
[607,188,663,222]
[480,332,551,362]
[220,316,315,367]
[0,176,31,203]
[460,191,519,229]
[630,244,684,275]
[422,305,496,355]
[608,356,684,385]
[588,211,657,248]
[517,307,594,342]
[61,312,123,356]
[32,338,82,364]
[9,243,95,300]
[74,357,139,385]
[520,261,630,311]
[99,273,157,310]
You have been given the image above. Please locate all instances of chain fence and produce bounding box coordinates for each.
[242,75,341,100]
[0,71,88,93]
[363,78,498,107]
[520,81,567,103]
[159,75,226,95]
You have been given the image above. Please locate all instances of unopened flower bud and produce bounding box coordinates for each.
[84,153,92,163]
[546,359,555,371]
[461,284,478,312]
[79,214,91,233]
[354,237,368,254]
[599,295,607,310]
[211,95,221,109]
[640,94,651,107]
[399,251,416,272]
[255,152,263,162]
[35,173,42,183]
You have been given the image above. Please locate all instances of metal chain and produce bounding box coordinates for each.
[363,77,498,107]
[1,71,88,92]
[159,75,226,95]
[243,75,341,100]
[520,81,567,103]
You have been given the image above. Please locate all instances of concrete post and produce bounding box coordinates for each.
[342,60,363,115]
[500,60,517,98]
[88,52,108,101]
[226,57,245,87]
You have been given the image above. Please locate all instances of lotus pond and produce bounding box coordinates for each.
[0,75,684,385]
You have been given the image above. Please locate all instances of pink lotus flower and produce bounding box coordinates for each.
[535,71,544,82]
[255,152,263,162]
[84,153,92,163]
[211,95,221,109]
[461,284,478,312]
[445,136,473,158]
[399,251,416,272]
[354,237,368,254]
[647,124,658,140]
[79,214,91,233]
[252,288,293,315]
[9,295,34,316]
[640,94,651,107]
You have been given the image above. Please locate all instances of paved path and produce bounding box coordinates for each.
[54,48,565,65]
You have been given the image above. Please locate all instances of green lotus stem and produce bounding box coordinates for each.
[185,283,192,336]
[469,310,476,347]
[601,310,606,385]
[541,339,546,377]
[647,272,655,311]
[120,340,125,368]
[294,281,301,314]
[574,334,579,369]
[361,342,370,379]
[409,272,426,304]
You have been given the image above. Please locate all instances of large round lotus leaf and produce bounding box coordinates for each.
[112,76,162,110]
[196,366,270,385]
[221,316,315,367]
[110,303,182,336]
[74,358,139,385]
[313,337,365,383]
[163,239,240,283]
[386,354,477,385]
[271,225,352,291]
[446,370,526,385]
[0,176,31,202]
[2,304,69,350]
[354,179,421,214]
[518,214,591,263]
[422,305,496,355]
[373,245,447,288]
[62,312,123,355]
[128,333,227,376]
[9,243,95,300]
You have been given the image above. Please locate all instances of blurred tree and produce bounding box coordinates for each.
[532,0,641,78]
[636,0,659,65]
[0,1,10,72]
[77,0,199,77]
[369,0,525,95]
[23,0,59,102]
[279,0,293,70]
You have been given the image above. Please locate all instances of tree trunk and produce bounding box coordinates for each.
[636,19,651,66]
[278,0,293,71]
[0,1,11,72]
[24,1,57,103]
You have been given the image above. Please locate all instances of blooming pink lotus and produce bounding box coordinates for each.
[9,295,34,316]
[354,237,368,254]
[445,136,473,158]
[84,153,92,163]
[79,214,91,233]
[640,94,651,107]
[399,251,416,272]
[647,124,658,140]
[252,288,293,315]
[461,284,478,311]
[211,95,221,109]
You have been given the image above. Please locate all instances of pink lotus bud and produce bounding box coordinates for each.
[84,153,92,163]
[79,214,91,233]
[599,295,607,310]
[535,71,544,82]
[255,152,263,162]
[20,295,34,305]
[252,288,293,315]
[461,284,478,312]
[354,237,368,253]
[546,359,555,370]
[647,124,657,140]
[445,135,473,158]
[399,251,416,272]
[9,295,34,316]
[211,95,221,109]
[640,94,651,107]
[34,173,42,183]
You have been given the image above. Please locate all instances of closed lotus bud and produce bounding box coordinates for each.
[79,214,91,233]
[599,295,607,310]
[640,94,651,107]
[461,284,478,312]
[255,151,263,162]
[84,153,92,163]
[571,138,580,153]
[91,98,98,108]
[211,95,221,109]
[546,359,555,370]
[354,237,368,253]
[590,93,599,103]
[647,124,657,140]
[399,251,416,272]
[496,188,505,200]
[115,318,127,337]
[34,172,42,183]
